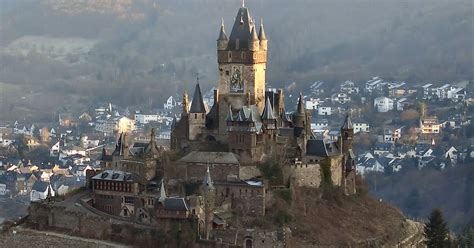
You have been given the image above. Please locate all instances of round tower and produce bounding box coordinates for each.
[217,18,228,51]
[201,166,216,240]
[249,26,259,51]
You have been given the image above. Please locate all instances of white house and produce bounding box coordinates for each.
[396,97,407,111]
[331,92,350,104]
[374,97,394,112]
[134,114,161,125]
[318,103,334,116]
[340,80,359,95]
[353,121,370,133]
[30,181,55,202]
[305,98,321,110]
[163,96,178,110]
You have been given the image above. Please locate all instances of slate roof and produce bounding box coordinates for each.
[92,170,144,184]
[163,197,189,211]
[189,83,206,113]
[217,21,228,40]
[306,140,323,156]
[32,181,50,192]
[228,7,255,50]
[179,151,240,165]
[261,97,276,120]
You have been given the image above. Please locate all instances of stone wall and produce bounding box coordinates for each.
[284,156,344,188]
[214,183,265,217]
[27,201,197,247]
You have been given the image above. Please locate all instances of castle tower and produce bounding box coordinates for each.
[216,5,268,138]
[201,165,215,240]
[188,82,206,141]
[293,94,306,130]
[341,113,354,154]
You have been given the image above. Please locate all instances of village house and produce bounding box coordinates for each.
[419,117,441,135]
[30,181,55,202]
[352,119,370,133]
[374,96,394,112]
[340,80,359,95]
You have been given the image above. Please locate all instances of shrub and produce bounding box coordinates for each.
[275,210,292,225]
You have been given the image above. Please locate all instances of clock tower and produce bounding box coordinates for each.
[216,5,268,137]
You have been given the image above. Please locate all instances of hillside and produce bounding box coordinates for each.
[365,163,474,233]
[0,0,472,122]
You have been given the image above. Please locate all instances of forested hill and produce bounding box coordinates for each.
[0,0,472,120]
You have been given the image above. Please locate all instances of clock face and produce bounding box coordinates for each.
[230,68,243,93]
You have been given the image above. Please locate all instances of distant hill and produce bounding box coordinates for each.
[0,0,472,121]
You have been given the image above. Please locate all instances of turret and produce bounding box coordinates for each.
[293,94,306,128]
[201,165,215,240]
[217,18,228,51]
[341,113,354,154]
[188,81,206,140]
[258,19,267,51]
[249,27,259,51]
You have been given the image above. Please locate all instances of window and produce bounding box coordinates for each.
[226,70,230,76]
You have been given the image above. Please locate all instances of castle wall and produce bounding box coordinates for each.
[28,201,196,246]
[214,183,265,216]
[284,156,344,188]
[184,162,240,182]
[285,163,322,188]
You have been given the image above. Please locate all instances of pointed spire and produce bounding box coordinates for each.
[248,108,256,122]
[242,0,245,8]
[258,19,267,40]
[237,108,245,122]
[189,81,206,113]
[159,179,167,203]
[296,93,305,115]
[171,115,177,129]
[342,113,353,130]
[226,105,234,122]
[113,133,123,155]
[218,18,228,40]
[101,146,107,160]
[262,97,276,120]
[250,26,258,41]
[281,108,291,122]
[203,165,214,189]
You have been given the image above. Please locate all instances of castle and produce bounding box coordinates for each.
[27,4,357,247]
[170,4,356,192]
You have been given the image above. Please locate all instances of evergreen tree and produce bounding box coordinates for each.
[424,209,450,248]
